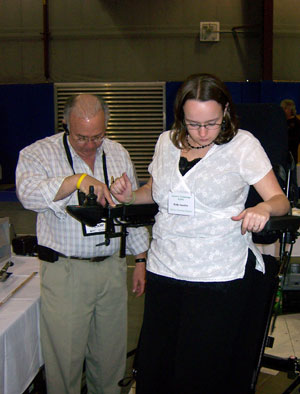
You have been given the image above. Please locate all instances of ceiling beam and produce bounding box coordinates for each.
[263,0,273,80]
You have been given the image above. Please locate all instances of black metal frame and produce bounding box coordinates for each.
[258,218,300,394]
[67,199,158,258]
[67,195,300,393]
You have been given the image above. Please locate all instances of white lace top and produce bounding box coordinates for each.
[147,129,272,282]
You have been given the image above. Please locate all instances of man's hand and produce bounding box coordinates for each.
[132,262,146,297]
[80,175,115,207]
[54,173,116,207]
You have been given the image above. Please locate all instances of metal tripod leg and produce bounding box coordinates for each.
[271,234,295,334]
[282,375,300,394]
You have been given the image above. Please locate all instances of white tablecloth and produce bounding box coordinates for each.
[0,255,43,394]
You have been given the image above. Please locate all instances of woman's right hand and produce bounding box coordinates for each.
[110,172,134,203]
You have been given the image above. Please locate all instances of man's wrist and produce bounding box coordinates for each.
[76,173,87,190]
[135,258,146,264]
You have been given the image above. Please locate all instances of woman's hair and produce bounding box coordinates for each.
[280,99,297,116]
[171,73,238,149]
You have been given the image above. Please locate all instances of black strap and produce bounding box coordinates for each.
[63,132,109,183]
[63,132,74,172]
[62,132,110,206]
[102,151,109,188]
[63,132,85,205]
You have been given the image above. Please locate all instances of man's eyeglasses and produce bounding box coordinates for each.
[75,134,104,143]
[184,120,223,131]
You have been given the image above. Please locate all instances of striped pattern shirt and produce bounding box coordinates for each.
[16,132,149,257]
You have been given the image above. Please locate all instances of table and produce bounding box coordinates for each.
[0,255,43,394]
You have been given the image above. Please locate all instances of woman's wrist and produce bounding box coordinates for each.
[124,191,136,205]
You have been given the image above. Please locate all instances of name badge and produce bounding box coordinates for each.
[168,191,195,216]
[85,222,106,234]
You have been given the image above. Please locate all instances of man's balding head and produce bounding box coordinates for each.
[63,94,110,128]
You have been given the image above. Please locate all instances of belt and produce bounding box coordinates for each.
[37,245,111,263]
[57,253,110,262]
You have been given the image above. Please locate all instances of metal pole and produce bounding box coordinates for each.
[42,0,50,80]
[263,0,273,80]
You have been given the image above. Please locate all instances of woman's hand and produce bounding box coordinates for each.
[110,172,134,204]
[231,203,271,235]
[232,170,290,235]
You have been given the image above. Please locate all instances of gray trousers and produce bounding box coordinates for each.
[40,253,128,394]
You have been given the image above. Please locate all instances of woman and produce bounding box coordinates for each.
[111,74,290,393]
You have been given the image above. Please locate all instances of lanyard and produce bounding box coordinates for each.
[62,132,112,239]
[62,132,109,205]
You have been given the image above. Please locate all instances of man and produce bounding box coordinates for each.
[280,98,300,163]
[16,94,149,394]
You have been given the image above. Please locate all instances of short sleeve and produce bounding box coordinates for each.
[239,135,272,185]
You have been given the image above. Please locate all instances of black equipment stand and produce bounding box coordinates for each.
[67,189,300,393]
[66,187,158,258]
[262,354,300,394]
[258,216,300,393]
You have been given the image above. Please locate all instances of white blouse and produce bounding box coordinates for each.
[147,129,273,282]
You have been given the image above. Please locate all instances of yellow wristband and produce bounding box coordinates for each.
[76,173,87,190]
[124,191,136,205]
